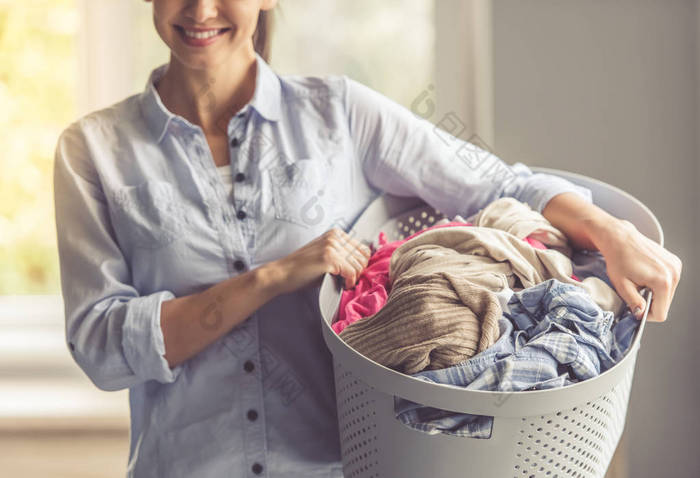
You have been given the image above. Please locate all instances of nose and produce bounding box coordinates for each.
[185,0,219,25]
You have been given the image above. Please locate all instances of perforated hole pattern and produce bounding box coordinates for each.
[392,207,447,241]
[334,361,380,478]
[511,365,634,477]
[335,204,635,477]
[335,359,634,478]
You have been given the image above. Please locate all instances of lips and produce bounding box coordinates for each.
[174,25,231,47]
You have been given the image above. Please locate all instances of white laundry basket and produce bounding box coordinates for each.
[318,168,662,478]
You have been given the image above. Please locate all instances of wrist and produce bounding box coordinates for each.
[255,260,286,299]
[542,192,627,252]
[580,213,628,253]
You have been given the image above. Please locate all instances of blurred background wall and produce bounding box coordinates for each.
[435,1,699,476]
[490,2,700,477]
[1,0,697,476]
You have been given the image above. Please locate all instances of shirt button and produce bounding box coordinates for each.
[237,209,246,220]
[247,409,258,421]
[234,259,245,271]
[235,172,245,182]
[231,137,240,148]
[252,463,263,475]
[243,360,255,372]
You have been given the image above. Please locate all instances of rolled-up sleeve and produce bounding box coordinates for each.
[342,75,592,217]
[53,120,183,391]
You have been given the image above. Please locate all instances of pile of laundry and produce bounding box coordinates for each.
[331,197,640,438]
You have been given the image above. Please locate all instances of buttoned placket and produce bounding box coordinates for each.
[211,109,269,476]
[223,110,269,476]
[218,309,268,476]
[226,109,257,254]
[182,110,254,277]
[172,113,269,475]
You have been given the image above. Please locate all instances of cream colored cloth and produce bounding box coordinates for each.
[340,225,624,374]
[391,226,580,292]
[467,197,572,257]
[463,197,622,314]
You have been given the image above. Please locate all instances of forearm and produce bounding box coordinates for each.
[541,192,620,251]
[160,263,283,368]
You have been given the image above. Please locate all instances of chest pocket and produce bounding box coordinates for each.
[110,179,187,250]
[268,157,336,228]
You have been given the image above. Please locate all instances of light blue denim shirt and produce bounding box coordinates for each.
[53,52,592,477]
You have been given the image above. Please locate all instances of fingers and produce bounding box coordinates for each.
[614,276,646,319]
[326,248,358,289]
[646,268,674,322]
[639,237,681,322]
[652,242,682,312]
[334,229,371,264]
[600,218,682,323]
[325,228,371,288]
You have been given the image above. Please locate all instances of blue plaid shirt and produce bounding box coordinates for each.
[394,275,639,438]
[53,50,593,476]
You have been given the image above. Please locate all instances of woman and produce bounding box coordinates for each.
[53,1,681,477]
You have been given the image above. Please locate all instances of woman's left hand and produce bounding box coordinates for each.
[542,192,682,322]
[588,217,682,322]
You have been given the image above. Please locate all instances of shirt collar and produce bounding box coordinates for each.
[139,51,282,143]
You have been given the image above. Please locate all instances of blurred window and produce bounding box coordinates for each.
[0,0,435,423]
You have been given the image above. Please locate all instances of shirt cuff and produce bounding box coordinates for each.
[510,163,594,213]
[122,290,183,384]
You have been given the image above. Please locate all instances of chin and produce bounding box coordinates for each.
[170,36,248,69]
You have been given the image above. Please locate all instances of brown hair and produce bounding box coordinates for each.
[253,8,275,63]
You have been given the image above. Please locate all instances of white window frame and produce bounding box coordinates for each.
[76,0,136,117]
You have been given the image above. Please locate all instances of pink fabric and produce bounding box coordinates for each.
[332,222,578,334]
[331,221,470,334]
[524,237,547,250]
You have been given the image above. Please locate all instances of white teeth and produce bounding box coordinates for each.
[183,29,222,40]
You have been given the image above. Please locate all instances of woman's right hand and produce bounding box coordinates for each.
[264,227,372,296]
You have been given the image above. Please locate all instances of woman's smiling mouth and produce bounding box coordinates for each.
[175,25,231,47]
